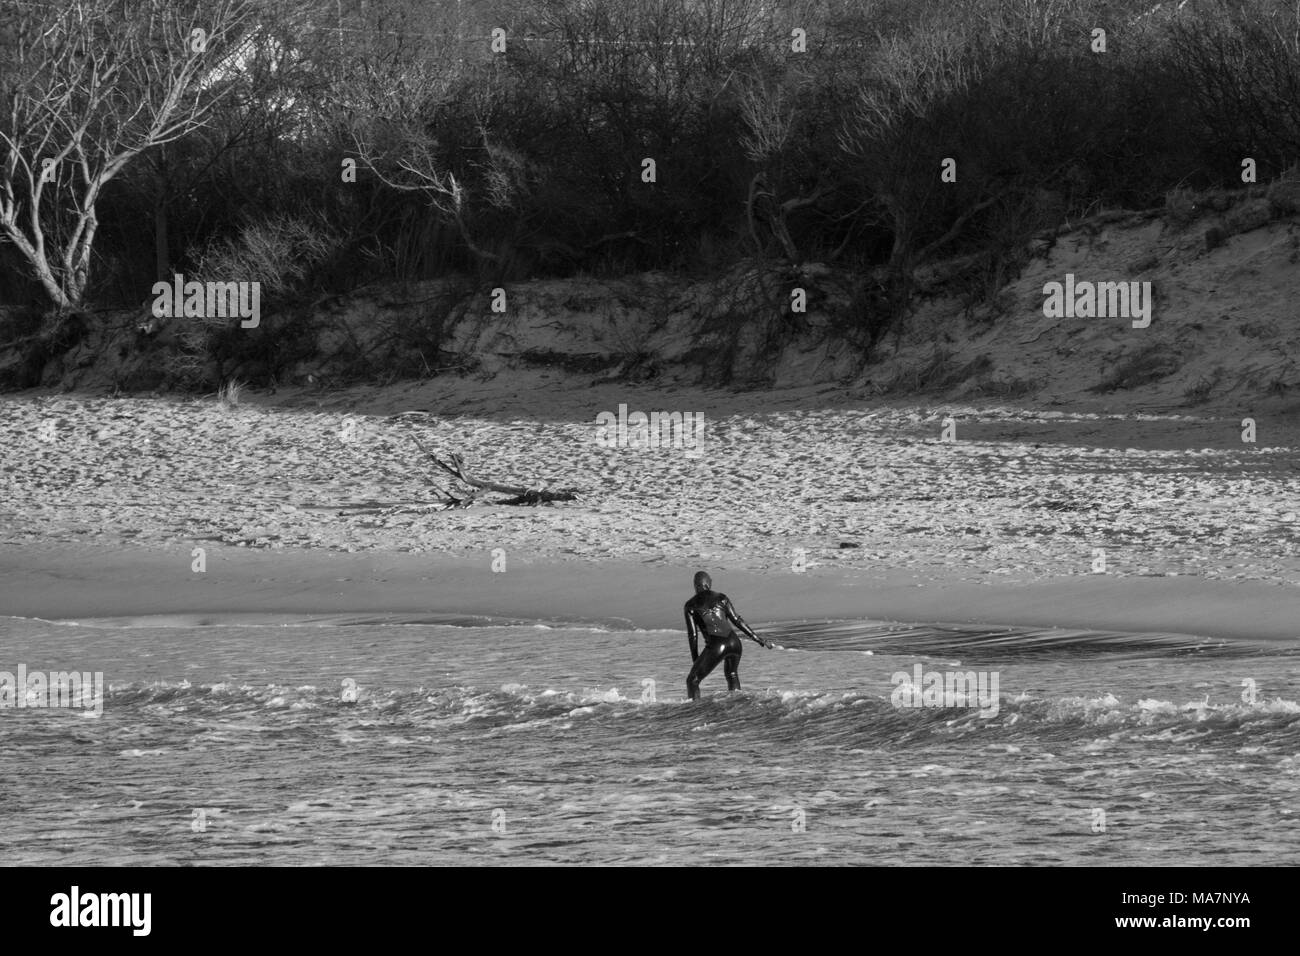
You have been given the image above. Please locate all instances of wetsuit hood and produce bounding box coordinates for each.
[693,571,712,593]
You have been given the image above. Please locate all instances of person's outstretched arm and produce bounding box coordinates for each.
[683,604,700,662]
[721,595,770,648]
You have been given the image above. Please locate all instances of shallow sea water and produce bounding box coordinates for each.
[1,615,1297,865]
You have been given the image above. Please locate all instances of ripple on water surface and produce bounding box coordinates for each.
[2,615,1297,864]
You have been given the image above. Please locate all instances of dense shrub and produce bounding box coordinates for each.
[2,0,1298,370]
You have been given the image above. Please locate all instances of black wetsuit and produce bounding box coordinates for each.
[684,589,761,700]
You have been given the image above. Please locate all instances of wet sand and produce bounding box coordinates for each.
[2,541,1293,642]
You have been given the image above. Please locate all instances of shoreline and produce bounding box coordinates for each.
[1,542,1294,642]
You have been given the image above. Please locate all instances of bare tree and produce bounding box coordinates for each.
[838,26,993,273]
[338,8,510,267]
[0,0,256,310]
[353,119,506,267]
[738,74,830,262]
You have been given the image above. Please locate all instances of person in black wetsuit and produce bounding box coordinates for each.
[683,571,771,700]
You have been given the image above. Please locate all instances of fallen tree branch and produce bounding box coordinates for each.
[328,497,465,515]
[1034,206,1163,240]
[413,440,580,504]
[913,193,1002,263]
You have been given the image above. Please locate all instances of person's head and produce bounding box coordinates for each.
[693,571,712,594]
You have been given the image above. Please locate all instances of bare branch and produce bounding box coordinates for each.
[413,441,581,505]
[0,0,257,308]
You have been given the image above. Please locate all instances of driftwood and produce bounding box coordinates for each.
[330,498,466,516]
[413,440,580,505]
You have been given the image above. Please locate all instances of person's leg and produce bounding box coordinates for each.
[723,633,743,692]
[687,640,726,700]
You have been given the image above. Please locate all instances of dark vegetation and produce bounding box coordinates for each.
[2,0,1299,390]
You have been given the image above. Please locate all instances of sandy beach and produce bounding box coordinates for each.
[2,379,1298,640]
